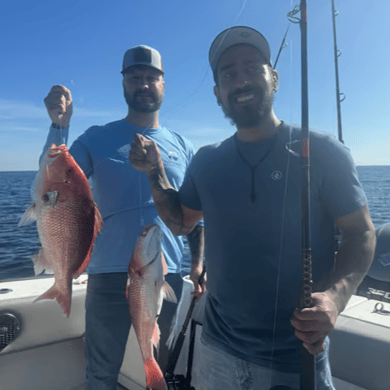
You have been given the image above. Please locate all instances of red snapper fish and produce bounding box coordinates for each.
[18,144,103,317]
[127,225,177,390]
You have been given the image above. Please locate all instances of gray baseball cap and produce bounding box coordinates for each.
[121,45,164,74]
[209,26,272,75]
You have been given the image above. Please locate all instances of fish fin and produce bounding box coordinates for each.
[72,202,103,279]
[161,281,177,304]
[161,253,169,276]
[32,250,54,275]
[143,357,167,390]
[18,204,37,226]
[152,322,160,350]
[125,279,130,299]
[34,284,72,318]
[93,202,103,234]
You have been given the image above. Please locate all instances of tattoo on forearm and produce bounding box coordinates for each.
[149,170,192,235]
[186,226,205,265]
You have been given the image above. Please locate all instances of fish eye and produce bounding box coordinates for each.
[66,168,73,174]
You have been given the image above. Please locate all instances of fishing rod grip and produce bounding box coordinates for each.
[300,345,316,390]
[165,266,206,377]
[165,331,186,376]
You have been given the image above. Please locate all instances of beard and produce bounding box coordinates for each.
[124,88,163,113]
[220,86,274,128]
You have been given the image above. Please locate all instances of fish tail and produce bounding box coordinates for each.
[34,284,72,318]
[144,357,167,390]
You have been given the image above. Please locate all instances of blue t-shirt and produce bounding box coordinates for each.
[41,119,197,274]
[179,123,367,372]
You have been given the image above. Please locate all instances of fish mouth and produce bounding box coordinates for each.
[48,144,67,159]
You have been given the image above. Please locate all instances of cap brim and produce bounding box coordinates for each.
[209,26,272,74]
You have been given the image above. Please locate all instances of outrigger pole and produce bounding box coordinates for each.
[288,1,316,389]
[331,0,345,143]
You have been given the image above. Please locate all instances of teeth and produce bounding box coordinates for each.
[237,94,254,103]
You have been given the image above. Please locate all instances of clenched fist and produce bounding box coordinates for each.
[44,85,73,128]
[129,134,164,176]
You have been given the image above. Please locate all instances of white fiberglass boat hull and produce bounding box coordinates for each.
[0,275,389,390]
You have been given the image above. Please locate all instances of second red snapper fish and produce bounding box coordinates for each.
[127,225,177,390]
[18,144,103,317]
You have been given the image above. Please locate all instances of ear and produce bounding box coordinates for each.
[272,69,279,92]
[214,85,221,106]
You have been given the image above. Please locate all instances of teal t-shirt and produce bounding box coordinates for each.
[41,119,198,274]
[178,123,367,372]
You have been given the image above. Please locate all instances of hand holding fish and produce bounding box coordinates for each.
[290,291,338,355]
[129,134,164,176]
[44,85,73,128]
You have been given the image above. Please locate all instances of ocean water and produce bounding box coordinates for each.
[1,166,389,282]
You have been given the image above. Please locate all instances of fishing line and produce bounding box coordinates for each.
[79,122,154,229]
[53,98,155,230]
[137,124,154,228]
[268,124,293,382]
[160,0,247,125]
[70,0,248,227]
[268,1,297,387]
[51,0,249,180]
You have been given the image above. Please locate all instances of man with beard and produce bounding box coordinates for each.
[129,27,376,389]
[41,45,204,389]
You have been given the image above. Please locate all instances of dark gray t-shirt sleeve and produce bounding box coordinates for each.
[178,148,205,211]
[315,133,367,218]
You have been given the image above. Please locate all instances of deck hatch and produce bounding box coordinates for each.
[0,312,21,353]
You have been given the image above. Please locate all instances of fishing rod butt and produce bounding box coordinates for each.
[300,344,316,390]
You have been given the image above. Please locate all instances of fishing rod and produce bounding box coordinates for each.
[165,266,206,389]
[288,1,316,389]
[331,0,345,143]
[273,24,290,70]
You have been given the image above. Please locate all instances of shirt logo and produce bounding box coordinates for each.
[378,253,390,267]
[168,151,179,162]
[271,171,282,180]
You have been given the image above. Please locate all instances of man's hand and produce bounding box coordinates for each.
[190,263,207,303]
[290,291,338,355]
[129,133,163,175]
[44,85,73,127]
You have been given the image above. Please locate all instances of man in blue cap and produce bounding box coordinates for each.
[42,45,204,389]
[129,27,376,390]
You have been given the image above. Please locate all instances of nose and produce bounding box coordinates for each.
[235,71,250,88]
[138,76,149,88]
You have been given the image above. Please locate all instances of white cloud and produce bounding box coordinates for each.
[0,99,119,121]
[0,125,39,132]
[0,99,47,120]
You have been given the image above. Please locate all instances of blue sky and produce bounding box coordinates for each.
[1,0,390,171]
